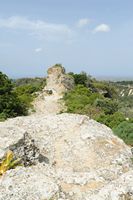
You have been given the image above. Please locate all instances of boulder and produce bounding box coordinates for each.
[0,113,133,199]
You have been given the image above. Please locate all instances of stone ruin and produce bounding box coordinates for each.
[45,64,74,95]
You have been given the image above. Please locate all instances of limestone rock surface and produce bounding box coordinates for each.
[0,164,58,200]
[0,113,133,200]
[46,65,74,94]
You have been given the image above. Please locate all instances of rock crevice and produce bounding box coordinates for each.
[7,132,49,167]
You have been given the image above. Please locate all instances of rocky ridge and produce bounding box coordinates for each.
[33,65,74,114]
[0,113,133,200]
[0,65,133,200]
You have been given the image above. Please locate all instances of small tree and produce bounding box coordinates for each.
[68,72,92,87]
[0,71,27,120]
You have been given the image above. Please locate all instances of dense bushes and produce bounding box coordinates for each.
[14,77,46,90]
[0,72,47,121]
[0,72,28,120]
[63,83,119,120]
[95,99,118,115]
[64,85,91,113]
[13,78,46,111]
[14,85,36,108]
[96,112,126,129]
[113,121,133,145]
[69,72,92,87]
[0,72,12,94]
[93,82,117,98]
[63,85,103,115]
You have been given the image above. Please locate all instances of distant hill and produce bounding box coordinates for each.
[13,77,46,87]
[96,76,133,81]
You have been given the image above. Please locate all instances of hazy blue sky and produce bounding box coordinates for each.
[0,0,133,78]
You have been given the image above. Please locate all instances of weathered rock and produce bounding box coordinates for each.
[0,125,25,158]
[46,64,74,94]
[86,170,133,200]
[0,113,133,199]
[33,65,73,114]
[8,132,48,166]
[0,164,58,200]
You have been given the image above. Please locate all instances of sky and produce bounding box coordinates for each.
[0,0,133,78]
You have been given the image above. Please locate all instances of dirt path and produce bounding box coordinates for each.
[33,91,64,115]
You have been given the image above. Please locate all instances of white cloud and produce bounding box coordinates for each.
[35,48,42,53]
[93,24,111,33]
[0,16,73,41]
[77,18,91,28]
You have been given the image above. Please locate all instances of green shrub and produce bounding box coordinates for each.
[0,71,28,120]
[63,85,92,113]
[63,85,105,117]
[68,72,88,86]
[92,81,117,98]
[81,104,104,119]
[113,121,133,145]
[95,98,118,115]
[96,112,125,129]
[0,113,7,121]
[14,77,46,89]
[14,85,36,108]
[0,72,12,94]
[87,93,104,105]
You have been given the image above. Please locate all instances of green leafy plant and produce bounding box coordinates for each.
[113,121,133,146]
[96,112,125,129]
[0,150,21,176]
[95,98,119,115]
[0,71,28,120]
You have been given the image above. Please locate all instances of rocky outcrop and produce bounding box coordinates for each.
[0,113,133,200]
[33,65,74,114]
[46,64,74,94]
[118,84,133,97]
[0,164,58,200]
